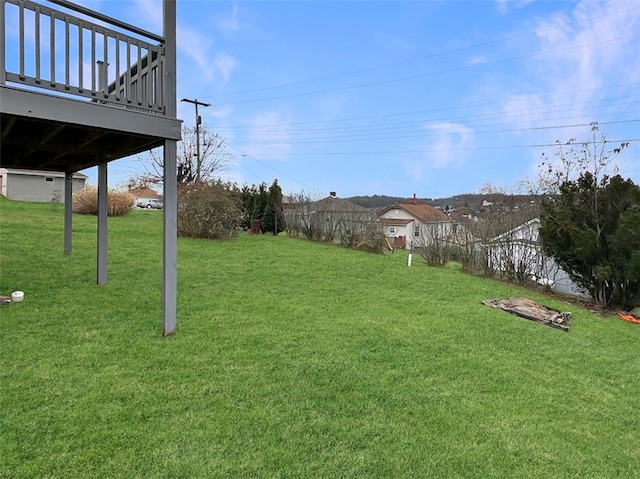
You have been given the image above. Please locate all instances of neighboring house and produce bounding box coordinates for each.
[486,218,586,297]
[0,168,87,203]
[286,192,372,241]
[129,187,163,207]
[377,195,451,250]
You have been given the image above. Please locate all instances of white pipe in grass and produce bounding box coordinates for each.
[408,253,412,267]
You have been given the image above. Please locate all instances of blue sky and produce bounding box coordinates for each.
[72,1,640,197]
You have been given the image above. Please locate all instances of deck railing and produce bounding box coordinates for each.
[1,0,166,114]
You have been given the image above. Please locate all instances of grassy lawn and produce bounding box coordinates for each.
[1,197,639,478]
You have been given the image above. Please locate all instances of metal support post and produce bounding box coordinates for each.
[64,172,73,254]
[163,0,178,335]
[97,161,108,284]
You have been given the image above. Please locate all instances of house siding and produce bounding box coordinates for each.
[0,170,86,202]
[487,218,587,298]
[380,208,416,248]
[378,202,450,250]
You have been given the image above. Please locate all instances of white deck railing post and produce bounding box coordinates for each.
[4,0,165,113]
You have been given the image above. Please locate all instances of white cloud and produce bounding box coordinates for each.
[216,3,243,34]
[210,105,234,120]
[130,0,162,32]
[496,0,536,14]
[213,53,239,85]
[404,122,474,183]
[244,111,293,160]
[467,55,489,66]
[177,25,216,81]
[491,0,640,182]
[424,122,475,169]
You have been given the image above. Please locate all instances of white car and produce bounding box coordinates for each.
[137,198,163,209]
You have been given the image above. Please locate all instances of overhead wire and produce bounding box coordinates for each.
[237,138,640,157]
[175,4,640,192]
[214,82,640,131]
[203,4,640,101]
[209,34,640,107]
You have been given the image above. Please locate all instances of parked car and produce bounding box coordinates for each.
[137,198,163,209]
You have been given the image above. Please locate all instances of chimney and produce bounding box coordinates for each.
[410,193,417,205]
[330,191,337,198]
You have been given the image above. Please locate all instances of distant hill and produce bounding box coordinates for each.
[346,193,542,211]
[346,195,422,209]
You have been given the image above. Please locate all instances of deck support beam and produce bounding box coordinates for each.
[64,171,73,255]
[163,139,177,335]
[97,161,108,285]
[162,0,178,335]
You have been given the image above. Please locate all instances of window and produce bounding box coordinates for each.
[388,227,396,235]
[414,225,420,237]
[45,177,54,183]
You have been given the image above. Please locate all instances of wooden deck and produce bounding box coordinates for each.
[0,0,180,173]
[0,0,180,335]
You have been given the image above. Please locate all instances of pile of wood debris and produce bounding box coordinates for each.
[483,297,572,331]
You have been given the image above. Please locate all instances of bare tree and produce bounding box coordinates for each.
[536,122,624,195]
[285,191,385,252]
[135,125,231,186]
[123,176,156,191]
[414,221,452,266]
[336,203,373,247]
[284,190,324,241]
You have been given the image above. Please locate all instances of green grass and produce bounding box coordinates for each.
[1,197,639,478]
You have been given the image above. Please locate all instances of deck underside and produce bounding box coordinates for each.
[0,85,181,173]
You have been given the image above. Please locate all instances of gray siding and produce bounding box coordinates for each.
[4,173,86,202]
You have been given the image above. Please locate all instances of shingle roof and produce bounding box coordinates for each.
[129,187,162,199]
[313,196,366,212]
[378,202,448,223]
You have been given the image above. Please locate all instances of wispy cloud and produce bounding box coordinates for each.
[493,0,640,178]
[216,3,243,34]
[244,111,293,160]
[467,55,490,66]
[177,25,216,82]
[130,0,162,32]
[213,53,239,85]
[210,105,234,121]
[424,122,475,169]
[405,122,474,182]
[496,0,536,15]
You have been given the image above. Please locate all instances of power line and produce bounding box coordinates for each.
[235,138,640,157]
[214,84,640,132]
[229,145,317,192]
[205,5,640,101]
[210,34,640,107]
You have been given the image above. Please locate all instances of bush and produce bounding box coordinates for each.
[178,182,242,239]
[72,186,133,216]
[540,173,640,309]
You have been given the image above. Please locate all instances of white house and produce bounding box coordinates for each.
[486,218,586,297]
[377,196,451,249]
[0,168,87,203]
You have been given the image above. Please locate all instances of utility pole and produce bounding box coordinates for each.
[181,98,210,182]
